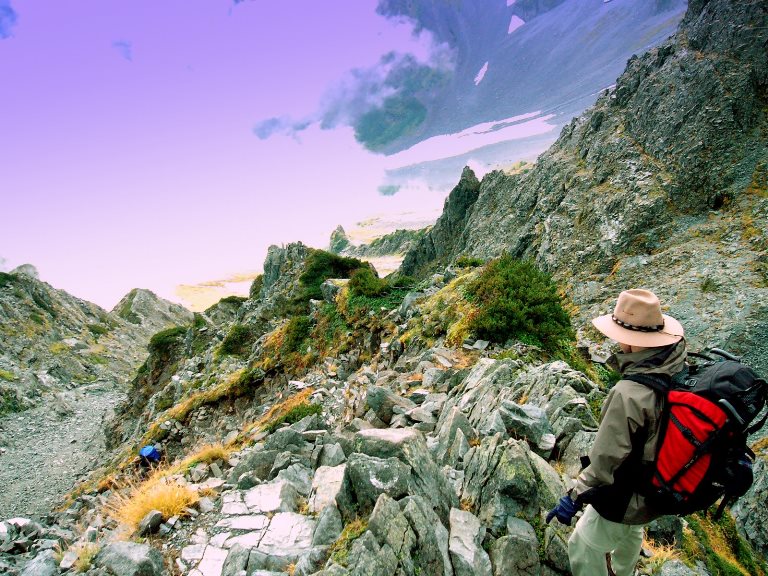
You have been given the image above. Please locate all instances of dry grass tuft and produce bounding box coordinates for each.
[642,537,681,573]
[73,543,100,573]
[460,498,474,512]
[239,388,315,441]
[174,443,229,472]
[108,472,199,531]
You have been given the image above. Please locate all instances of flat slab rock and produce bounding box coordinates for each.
[183,513,316,576]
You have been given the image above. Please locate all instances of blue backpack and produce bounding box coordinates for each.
[139,445,161,465]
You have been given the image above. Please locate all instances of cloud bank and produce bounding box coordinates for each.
[253,1,458,153]
[0,1,18,39]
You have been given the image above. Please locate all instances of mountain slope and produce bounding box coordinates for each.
[401,0,768,371]
[0,267,193,414]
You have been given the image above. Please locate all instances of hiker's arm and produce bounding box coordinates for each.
[572,380,654,500]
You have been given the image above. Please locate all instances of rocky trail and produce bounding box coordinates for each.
[0,384,123,520]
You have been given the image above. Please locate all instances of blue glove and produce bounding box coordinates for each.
[546,495,579,525]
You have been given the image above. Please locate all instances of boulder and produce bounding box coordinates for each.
[227,449,279,484]
[96,542,164,576]
[20,551,58,576]
[309,464,347,514]
[462,436,539,533]
[401,495,454,576]
[448,508,492,576]
[368,494,417,574]
[312,504,343,546]
[490,518,540,575]
[354,428,458,524]
[435,407,477,465]
[344,530,399,575]
[336,453,410,520]
[365,385,417,424]
[243,480,298,513]
[732,457,768,557]
[137,510,163,536]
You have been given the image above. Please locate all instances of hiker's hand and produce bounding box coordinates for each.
[546,495,578,526]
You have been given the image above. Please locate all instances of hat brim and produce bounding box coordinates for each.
[592,314,684,347]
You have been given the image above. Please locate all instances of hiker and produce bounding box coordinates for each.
[138,444,162,471]
[546,289,686,576]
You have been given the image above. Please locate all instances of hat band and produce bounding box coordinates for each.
[611,315,665,333]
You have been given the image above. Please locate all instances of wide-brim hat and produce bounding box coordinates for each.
[592,289,684,347]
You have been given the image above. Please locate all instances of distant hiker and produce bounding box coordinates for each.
[547,289,686,576]
[138,444,162,470]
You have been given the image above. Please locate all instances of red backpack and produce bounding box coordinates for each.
[627,349,768,517]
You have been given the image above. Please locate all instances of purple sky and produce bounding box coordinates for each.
[0,0,559,309]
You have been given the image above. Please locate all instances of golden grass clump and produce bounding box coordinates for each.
[109,473,199,531]
[240,388,315,440]
[73,543,100,573]
[174,443,230,472]
[329,518,368,566]
[641,537,681,573]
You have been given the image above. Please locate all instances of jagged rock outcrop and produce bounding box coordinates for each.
[331,227,429,260]
[401,0,768,373]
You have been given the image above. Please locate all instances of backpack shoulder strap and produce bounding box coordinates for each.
[623,373,671,393]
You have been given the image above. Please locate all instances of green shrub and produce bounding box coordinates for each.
[297,250,368,303]
[0,272,17,289]
[466,255,574,352]
[117,291,142,325]
[282,316,312,355]
[455,255,485,268]
[329,518,369,566]
[0,369,17,381]
[701,277,718,293]
[219,295,247,306]
[349,267,387,297]
[30,313,45,325]
[249,275,264,299]
[87,323,110,337]
[219,324,254,357]
[0,385,22,415]
[264,402,322,432]
[387,274,417,289]
[148,326,187,355]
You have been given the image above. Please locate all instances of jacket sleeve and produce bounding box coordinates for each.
[572,379,658,502]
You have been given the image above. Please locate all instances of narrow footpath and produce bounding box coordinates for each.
[0,383,124,520]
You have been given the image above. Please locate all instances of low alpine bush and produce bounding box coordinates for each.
[466,254,574,352]
[219,323,254,357]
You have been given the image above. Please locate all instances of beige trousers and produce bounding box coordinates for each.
[567,505,644,576]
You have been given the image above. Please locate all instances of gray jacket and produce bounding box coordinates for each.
[573,341,687,524]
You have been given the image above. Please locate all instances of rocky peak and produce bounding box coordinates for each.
[400,166,480,278]
[329,226,351,254]
[9,264,38,279]
[112,288,193,334]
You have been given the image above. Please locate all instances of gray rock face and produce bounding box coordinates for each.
[96,542,164,576]
[462,436,539,533]
[19,551,57,576]
[312,504,343,546]
[365,385,417,425]
[401,167,480,277]
[732,456,768,557]
[491,518,540,576]
[449,508,492,576]
[336,453,411,520]
[354,428,458,524]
